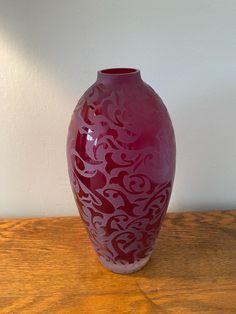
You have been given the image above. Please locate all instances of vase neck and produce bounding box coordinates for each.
[96,68,142,85]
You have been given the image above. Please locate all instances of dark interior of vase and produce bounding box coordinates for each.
[100,68,138,74]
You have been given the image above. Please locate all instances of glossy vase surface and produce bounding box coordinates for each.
[67,68,176,274]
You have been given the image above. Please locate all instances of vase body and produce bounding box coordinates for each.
[67,68,176,274]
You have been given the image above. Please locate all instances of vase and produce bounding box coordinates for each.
[67,68,176,274]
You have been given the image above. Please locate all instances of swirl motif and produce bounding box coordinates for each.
[67,81,176,266]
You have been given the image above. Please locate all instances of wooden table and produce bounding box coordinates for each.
[0,210,235,314]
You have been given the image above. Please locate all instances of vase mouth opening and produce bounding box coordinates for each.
[97,68,141,84]
[99,68,139,75]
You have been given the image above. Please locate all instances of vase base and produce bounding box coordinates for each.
[98,255,151,274]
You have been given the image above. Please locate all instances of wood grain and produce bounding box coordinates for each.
[0,210,235,313]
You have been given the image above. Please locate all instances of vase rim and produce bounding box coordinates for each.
[98,68,140,76]
[97,68,141,84]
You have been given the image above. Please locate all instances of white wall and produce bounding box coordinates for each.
[0,0,235,218]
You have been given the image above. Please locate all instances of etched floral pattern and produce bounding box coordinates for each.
[67,78,176,267]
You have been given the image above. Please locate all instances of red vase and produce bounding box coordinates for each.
[67,68,176,274]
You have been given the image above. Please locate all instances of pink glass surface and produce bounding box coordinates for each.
[67,68,176,273]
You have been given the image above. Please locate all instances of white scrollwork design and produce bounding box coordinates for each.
[67,82,175,264]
